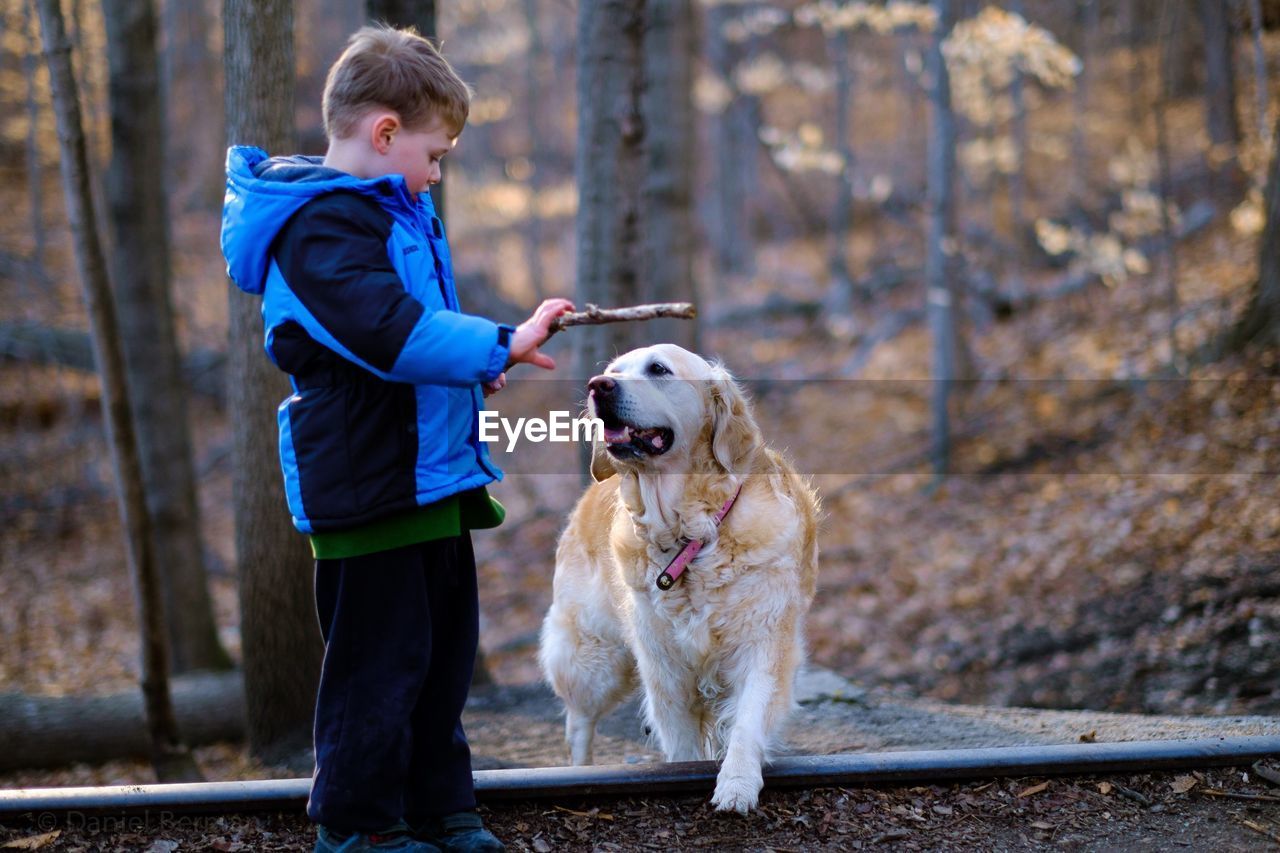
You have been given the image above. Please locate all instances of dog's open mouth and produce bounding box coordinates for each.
[601,420,674,458]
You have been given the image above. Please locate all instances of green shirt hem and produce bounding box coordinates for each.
[309,487,505,560]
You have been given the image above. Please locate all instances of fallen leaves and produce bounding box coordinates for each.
[0,832,59,850]
[552,805,613,821]
[1169,775,1198,794]
[1252,760,1280,788]
[1016,781,1050,798]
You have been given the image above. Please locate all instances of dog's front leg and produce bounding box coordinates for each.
[710,657,780,814]
[634,651,706,762]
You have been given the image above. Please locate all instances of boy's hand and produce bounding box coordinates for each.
[508,298,575,370]
[482,372,506,397]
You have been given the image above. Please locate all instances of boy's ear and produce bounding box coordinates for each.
[370,112,400,154]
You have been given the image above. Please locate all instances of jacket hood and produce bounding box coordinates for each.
[221,146,418,295]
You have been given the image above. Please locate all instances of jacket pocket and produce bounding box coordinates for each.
[344,380,419,513]
[284,386,359,524]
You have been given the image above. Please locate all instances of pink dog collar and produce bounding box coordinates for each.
[656,485,743,591]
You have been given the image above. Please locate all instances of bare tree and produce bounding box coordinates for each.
[161,0,225,209]
[224,0,322,767]
[642,0,698,350]
[1008,0,1029,231]
[522,0,547,302]
[366,0,447,216]
[574,0,646,395]
[23,0,48,280]
[1154,0,1181,369]
[926,0,960,479]
[365,0,435,35]
[1197,0,1243,178]
[824,22,856,324]
[1070,0,1098,209]
[1244,0,1270,149]
[1228,112,1280,350]
[35,0,199,783]
[103,0,231,676]
[706,3,754,281]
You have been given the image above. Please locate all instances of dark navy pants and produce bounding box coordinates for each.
[307,534,479,832]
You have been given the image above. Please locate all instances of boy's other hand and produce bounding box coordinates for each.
[508,298,575,370]
[482,372,506,397]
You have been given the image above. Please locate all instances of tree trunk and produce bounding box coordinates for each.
[1155,0,1181,369]
[1125,0,1145,129]
[522,0,547,302]
[1198,0,1242,173]
[35,0,199,783]
[104,0,231,677]
[0,321,227,403]
[825,26,856,324]
[1070,0,1098,209]
[926,0,959,479]
[642,0,698,350]
[366,0,446,217]
[706,3,753,280]
[1228,112,1280,350]
[160,0,225,210]
[1009,0,1029,233]
[0,672,245,773]
[23,0,48,281]
[1246,0,1270,149]
[224,0,322,769]
[574,0,646,380]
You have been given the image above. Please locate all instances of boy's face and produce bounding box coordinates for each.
[377,116,456,196]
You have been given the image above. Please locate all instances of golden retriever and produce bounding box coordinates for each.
[538,344,820,813]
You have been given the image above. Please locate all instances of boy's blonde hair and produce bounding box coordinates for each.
[323,24,471,140]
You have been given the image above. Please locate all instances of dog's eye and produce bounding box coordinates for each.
[646,362,671,377]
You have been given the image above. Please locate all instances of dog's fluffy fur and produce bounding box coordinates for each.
[538,344,820,813]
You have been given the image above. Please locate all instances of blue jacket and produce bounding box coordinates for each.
[220,146,511,534]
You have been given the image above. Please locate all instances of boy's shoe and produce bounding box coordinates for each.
[314,822,442,853]
[412,811,506,853]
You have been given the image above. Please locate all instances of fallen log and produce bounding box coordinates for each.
[0,321,227,403]
[0,671,245,772]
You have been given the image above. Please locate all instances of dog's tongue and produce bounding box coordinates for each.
[604,424,631,444]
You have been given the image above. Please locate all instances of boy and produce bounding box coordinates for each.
[220,24,572,853]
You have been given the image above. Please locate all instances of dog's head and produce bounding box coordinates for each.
[587,344,760,482]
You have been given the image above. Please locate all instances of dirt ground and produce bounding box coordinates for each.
[2,766,1279,851]
[3,671,1280,851]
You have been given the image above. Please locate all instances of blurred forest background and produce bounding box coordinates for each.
[1,0,1279,783]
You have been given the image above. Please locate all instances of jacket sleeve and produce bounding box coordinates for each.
[270,192,511,386]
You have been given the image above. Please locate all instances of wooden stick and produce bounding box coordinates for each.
[1199,788,1280,803]
[1238,818,1280,845]
[549,302,697,334]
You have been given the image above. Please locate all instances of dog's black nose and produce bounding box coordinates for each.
[588,375,616,397]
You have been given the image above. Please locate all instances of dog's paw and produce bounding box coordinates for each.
[711,769,762,815]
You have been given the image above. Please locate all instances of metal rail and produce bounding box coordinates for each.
[1,737,1277,817]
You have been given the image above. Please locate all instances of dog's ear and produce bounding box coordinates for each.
[708,364,760,476]
[590,436,617,482]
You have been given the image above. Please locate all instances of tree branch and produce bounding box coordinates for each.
[549,301,696,334]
